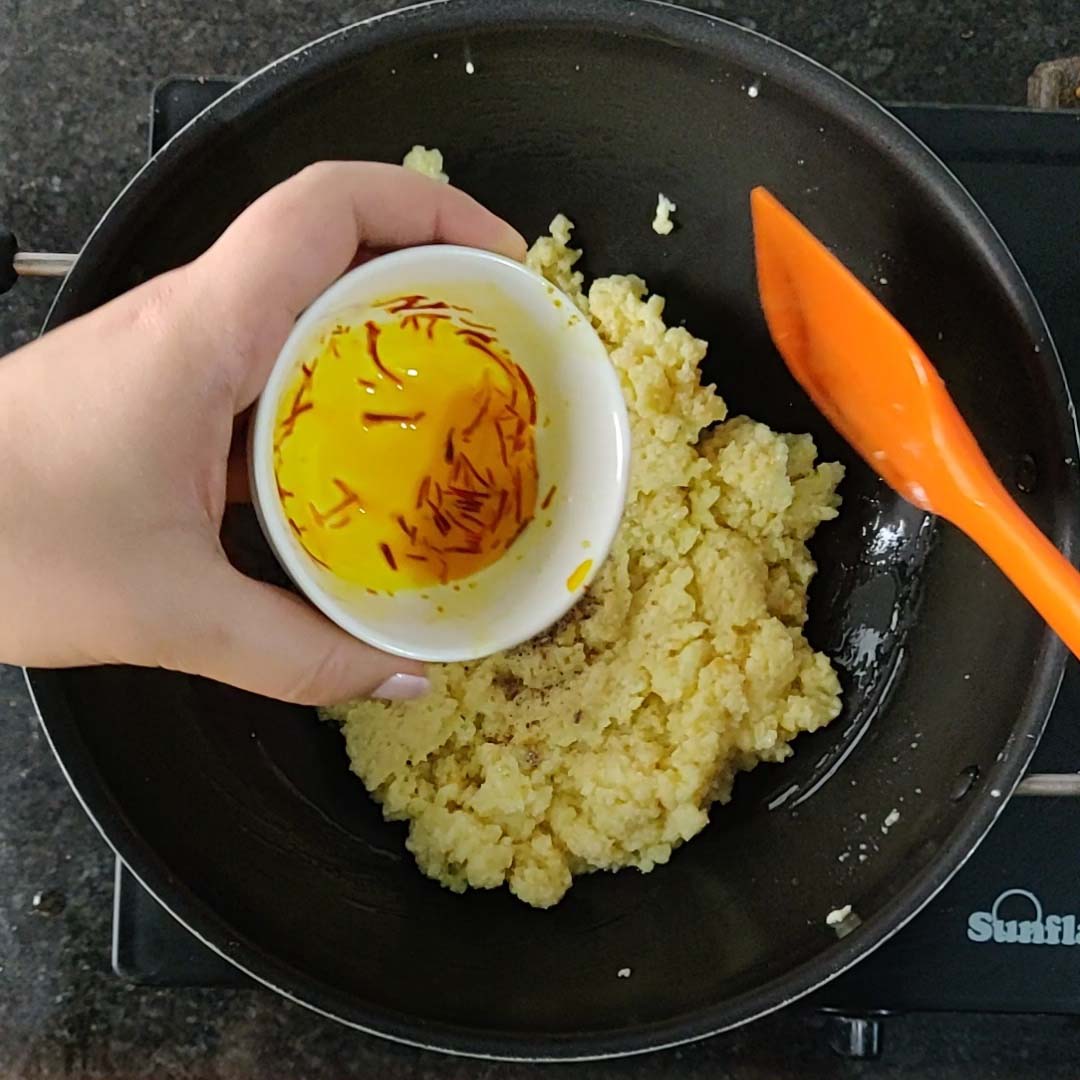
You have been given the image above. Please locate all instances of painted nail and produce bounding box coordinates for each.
[372,673,430,701]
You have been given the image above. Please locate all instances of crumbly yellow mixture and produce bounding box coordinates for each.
[327,210,844,909]
[401,145,449,183]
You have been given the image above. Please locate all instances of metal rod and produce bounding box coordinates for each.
[14,252,76,278]
[1016,773,1080,797]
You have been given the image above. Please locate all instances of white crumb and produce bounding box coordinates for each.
[617,967,632,979]
[826,905,852,926]
[652,192,677,235]
[881,808,900,833]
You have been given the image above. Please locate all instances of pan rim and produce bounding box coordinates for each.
[28,0,1077,1060]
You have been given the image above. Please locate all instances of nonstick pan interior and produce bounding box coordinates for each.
[28,0,1078,1058]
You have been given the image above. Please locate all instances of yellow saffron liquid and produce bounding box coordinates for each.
[273,296,539,593]
[566,559,593,591]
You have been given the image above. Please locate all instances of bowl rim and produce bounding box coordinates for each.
[248,242,631,662]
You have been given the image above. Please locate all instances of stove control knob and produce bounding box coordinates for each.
[825,1014,883,1059]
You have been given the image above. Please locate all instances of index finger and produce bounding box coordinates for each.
[189,161,527,405]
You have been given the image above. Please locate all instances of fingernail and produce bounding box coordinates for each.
[373,673,430,701]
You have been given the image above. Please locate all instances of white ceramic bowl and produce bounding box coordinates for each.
[250,244,630,662]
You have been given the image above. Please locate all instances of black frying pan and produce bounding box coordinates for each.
[13,0,1080,1060]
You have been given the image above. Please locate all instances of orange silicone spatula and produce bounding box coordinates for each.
[750,185,1080,659]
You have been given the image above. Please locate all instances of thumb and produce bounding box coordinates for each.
[172,564,428,706]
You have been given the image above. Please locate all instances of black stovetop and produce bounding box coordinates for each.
[113,79,1080,1059]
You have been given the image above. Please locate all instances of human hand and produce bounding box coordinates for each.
[0,162,525,704]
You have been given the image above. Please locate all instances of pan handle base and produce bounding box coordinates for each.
[1016,773,1080,797]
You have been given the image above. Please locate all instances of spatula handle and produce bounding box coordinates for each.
[960,480,1080,660]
